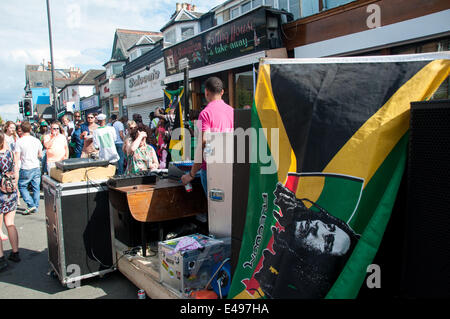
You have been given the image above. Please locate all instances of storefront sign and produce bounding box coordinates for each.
[163,7,272,76]
[204,9,267,65]
[164,36,204,76]
[100,82,110,99]
[80,95,99,111]
[125,61,166,106]
[128,68,160,88]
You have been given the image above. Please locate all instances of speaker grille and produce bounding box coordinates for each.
[403,100,450,298]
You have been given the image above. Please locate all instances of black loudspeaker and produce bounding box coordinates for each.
[401,99,450,298]
[43,176,115,286]
[231,109,252,275]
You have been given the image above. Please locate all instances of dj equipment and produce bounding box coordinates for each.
[400,99,450,298]
[106,171,159,188]
[43,175,115,287]
[55,158,110,172]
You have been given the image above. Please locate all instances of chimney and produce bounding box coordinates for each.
[187,4,191,11]
[47,61,52,70]
[192,5,196,11]
[182,3,187,10]
[176,3,181,12]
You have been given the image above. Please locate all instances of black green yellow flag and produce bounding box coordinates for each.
[229,53,450,299]
[164,87,186,160]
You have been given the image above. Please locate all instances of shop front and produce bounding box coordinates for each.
[80,94,101,117]
[123,58,166,123]
[163,6,292,111]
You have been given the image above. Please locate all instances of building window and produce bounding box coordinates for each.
[165,29,176,44]
[141,47,152,55]
[112,63,123,75]
[231,6,240,19]
[252,0,263,8]
[130,50,139,61]
[279,0,288,11]
[223,9,230,22]
[265,0,275,7]
[241,2,251,14]
[235,71,254,109]
[216,13,224,25]
[181,26,195,41]
[289,0,301,20]
[35,82,43,87]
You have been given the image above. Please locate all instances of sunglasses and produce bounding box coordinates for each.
[51,127,59,130]
[87,116,94,119]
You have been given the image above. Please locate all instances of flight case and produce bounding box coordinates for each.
[42,175,116,287]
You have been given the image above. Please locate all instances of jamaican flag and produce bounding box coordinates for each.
[229,53,450,299]
[164,87,186,160]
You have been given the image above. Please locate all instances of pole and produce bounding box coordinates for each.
[184,66,189,161]
[46,0,57,120]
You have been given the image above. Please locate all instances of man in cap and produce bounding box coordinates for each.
[92,114,119,165]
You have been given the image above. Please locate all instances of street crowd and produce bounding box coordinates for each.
[0,76,230,274]
[0,105,201,272]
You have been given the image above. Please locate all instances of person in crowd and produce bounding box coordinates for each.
[125,124,159,174]
[3,121,18,152]
[0,131,21,271]
[155,107,175,133]
[35,120,49,142]
[43,121,68,172]
[155,118,166,154]
[149,111,159,133]
[36,120,49,174]
[61,115,74,138]
[159,133,170,169]
[16,125,23,138]
[181,77,234,195]
[71,116,84,159]
[80,112,99,159]
[15,121,43,215]
[112,114,126,175]
[1,122,18,241]
[122,120,137,172]
[132,113,143,125]
[92,114,120,165]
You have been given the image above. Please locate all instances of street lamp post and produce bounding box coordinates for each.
[46,0,57,120]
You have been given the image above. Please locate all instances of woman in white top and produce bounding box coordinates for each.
[3,121,18,152]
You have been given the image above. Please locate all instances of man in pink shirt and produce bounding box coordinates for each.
[182,77,234,195]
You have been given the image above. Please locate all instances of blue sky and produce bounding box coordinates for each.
[0,0,223,121]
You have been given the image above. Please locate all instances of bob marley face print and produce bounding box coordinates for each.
[295,219,351,256]
[254,183,360,299]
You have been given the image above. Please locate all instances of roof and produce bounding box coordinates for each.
[127,35,158,52]
[69,69,104,85]
[160,9,205,32]
[26,69,79,89]
[58,69,104,92]
[111,29,163,60]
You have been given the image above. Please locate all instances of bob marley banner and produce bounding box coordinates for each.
[164,87,186,159]
[229,53,450,299]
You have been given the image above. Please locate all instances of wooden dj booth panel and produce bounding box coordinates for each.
[108,179,207,223]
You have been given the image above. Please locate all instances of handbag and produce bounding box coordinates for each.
[0,171,16,193]
[0,151,16,194]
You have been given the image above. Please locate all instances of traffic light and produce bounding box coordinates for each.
[18,100,23,114]
[23,98,33,117]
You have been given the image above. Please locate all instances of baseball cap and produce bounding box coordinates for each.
[40,120,48,127]
[97,113,107,121]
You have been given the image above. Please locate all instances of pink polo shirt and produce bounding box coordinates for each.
[198,99,234,170]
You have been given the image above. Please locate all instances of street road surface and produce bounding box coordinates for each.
[0,193,139,299]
